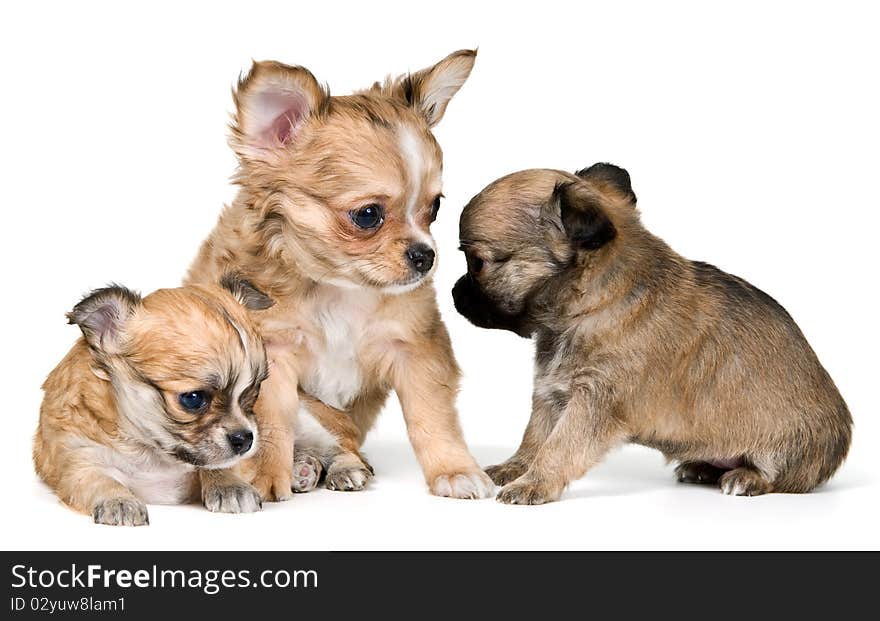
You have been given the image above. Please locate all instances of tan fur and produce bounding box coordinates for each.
[35,283,271,524]
[454,165,852,503]
[186,51,493,500]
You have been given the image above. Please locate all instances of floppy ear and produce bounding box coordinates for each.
[388,49,477,127]
[575,163,637,204]
[229,60,328,162]
[67,285,142,354]
[554,182,617,250]
[220,273,275,311]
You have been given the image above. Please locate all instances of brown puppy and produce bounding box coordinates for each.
[453,164,852,503]
[34,277,273,524]
[186,51,493,502]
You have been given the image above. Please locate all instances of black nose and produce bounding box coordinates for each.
[406,244,435,274]
[227,430,254,455]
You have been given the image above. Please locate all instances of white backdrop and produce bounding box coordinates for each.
[1,1,877,550]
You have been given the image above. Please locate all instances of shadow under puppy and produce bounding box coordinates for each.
[453,164,852,503]
[34,276,274,525]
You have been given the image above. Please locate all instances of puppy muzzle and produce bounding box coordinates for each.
[452,274,533,338]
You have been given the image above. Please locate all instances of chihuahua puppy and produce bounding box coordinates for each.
[186,51,493,502]
[34,277,273,525]
[453,164,852,503]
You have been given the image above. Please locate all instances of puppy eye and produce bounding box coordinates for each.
[467,253,485,274]
[430,195,442,223]
[178,390,210,412]
[350,204,384,230]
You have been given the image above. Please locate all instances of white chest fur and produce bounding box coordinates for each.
[86,440,199,505]
[119,458,198,505]
[299,287,379,410]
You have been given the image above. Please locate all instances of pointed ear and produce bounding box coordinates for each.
[67,285,142,353]
[554,182,618,250]
[389,49,477,127]
[575,163,637,204]
[229,60,328,162]
[220,273,274,311]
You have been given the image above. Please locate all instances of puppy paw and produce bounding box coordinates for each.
[251,471,293,502]
[292,454,323,493]
[325,462,372,492]
[719,468,772,497]
[485,460,528,486]
[675,461,726,485]
[430,470,495,499]
[202,482,263,513]
[496,477,560,505]
[93,497,149,526]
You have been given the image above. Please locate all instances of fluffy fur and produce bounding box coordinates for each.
[34,278,273,525]
[453,164,852,503]
[185,50,493,502]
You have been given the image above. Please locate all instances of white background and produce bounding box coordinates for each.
[1,1,877,551]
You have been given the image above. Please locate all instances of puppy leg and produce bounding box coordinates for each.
[485,394,558,485]
[55,461,148,526]
[200,467,262,513]
[497,388,624,505]
[719,467,773,496]
[248,351,299,502]
[296,395,373,492]
[392,329,494,499]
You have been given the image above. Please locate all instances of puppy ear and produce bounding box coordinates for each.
[554,182,617,250]
[575,163,637,204]
[388,49,477,127]
[220,273,275,311]
[67,285,142,354]
[229,60,328,162]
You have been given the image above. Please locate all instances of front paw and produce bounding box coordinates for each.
[325,460,373,492]
[202,482,263,513]
[93,497,149,526]
[496,477,560,505]
[485,460,528,486]
[251,471,293,502]
[430,470,495,499]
